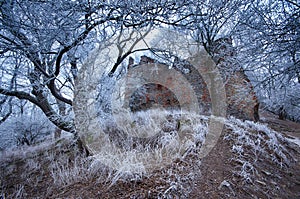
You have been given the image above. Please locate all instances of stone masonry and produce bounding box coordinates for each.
[127,40,259,121]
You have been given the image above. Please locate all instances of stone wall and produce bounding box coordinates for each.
[211,37,259,121]
[127,48,259,121]
[129,83,181,112]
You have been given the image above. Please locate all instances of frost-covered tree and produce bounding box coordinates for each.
[187,0,248,54]
[0,0,196,135]
[234,0,300,121]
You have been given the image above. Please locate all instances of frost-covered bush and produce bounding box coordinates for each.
[256,82,300,122]
[0,110,55,150]
[246,68,300,122]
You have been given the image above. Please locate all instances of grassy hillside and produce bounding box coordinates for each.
[1,110,300,198]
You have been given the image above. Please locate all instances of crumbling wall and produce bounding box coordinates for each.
[211,37,260,121]
[129,83,181,112]
[127,46,259,121]
[225,71,260,121]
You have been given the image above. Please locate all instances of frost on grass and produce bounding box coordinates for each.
[0,108,208,198]
[44,108,207,198]
[49,155,91,187]
[2,109,298,197]
[224,117,294,183]
[89,109,209,184]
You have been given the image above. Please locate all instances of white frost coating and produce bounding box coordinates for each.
[225,117,294,182]
[286,137,300,147]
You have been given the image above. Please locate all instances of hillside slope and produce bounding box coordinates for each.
[1,110,299,198]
